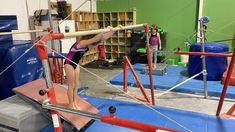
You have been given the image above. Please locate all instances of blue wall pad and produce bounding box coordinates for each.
[0,41,43,99]
[0,16,18,31]
[110,64,235,99]
[41,95,235,132]
[0,16,18,42]
[188,42,228,81]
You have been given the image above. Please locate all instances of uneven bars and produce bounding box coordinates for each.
[175,51,232,57]
[0,29,45,35]
[63,24,146,38]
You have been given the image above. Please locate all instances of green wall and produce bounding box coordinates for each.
[203,0,235,51]
[97,0,199,60]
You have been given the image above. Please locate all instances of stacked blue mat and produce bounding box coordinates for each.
[110,64,235,99]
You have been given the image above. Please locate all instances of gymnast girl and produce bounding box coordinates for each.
[149,25,162,68]
[64,27,114,109]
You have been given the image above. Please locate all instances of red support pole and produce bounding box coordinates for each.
[226,104,235,115]
[52,49,58,83]
[35,38,63,132]
[123,59,128,92]
[145,24,155,105]
[146,44,155,105]
[56,58,61,83]
[48,59,54,82]
[123,56,150,103]
[47,87,63,132]
[216,49,235,116]
[100,115,180,132]
[60,58,65,84]
[175,51,232,57]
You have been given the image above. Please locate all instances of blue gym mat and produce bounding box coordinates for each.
[110,63,235,99]
[41,95,235,132]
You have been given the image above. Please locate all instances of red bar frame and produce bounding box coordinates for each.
[175,51,232,57]
[145,24,155,105]
[226,104,235,115]
[52,49,58,83]
[101,115,180,132]
[123,61,128,92]
[216,49,235,116]
[35,34,64,132]
[123,56,151,103]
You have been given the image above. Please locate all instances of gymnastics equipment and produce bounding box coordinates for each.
[13,79,99,131]
[216,49,235,116]
[0,27,53,37]
[157,50,233,57]
[48,52,67,84]
[220,104,235,118]
[0,29,49,36]
[198,17,208,98]
[222,63,235,86]
[35,44,63,131]
[123,56,151,103]
[123,24,156,105]
[34,23,165,132]
[43,103,180,132]
[145,24,155,105]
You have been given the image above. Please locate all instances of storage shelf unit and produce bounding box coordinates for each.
[97,11,136,60]
[74,11,136,65]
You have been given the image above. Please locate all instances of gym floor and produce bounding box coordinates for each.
[67,62,235,116]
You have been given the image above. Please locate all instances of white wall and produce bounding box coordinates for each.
[0,0,96,40]
[0,0,31,40]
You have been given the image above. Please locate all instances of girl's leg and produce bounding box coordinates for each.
[150,46,154,65]
[153,46,158,68]
[152,46,157,69]
[74,66,82,109]
[64,64,76,109]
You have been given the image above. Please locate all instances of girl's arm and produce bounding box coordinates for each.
[78,27,114,48]
[78,33,104,48]
[102,26,114,40]
[157,32,162,49]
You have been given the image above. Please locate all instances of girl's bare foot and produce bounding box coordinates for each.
[153,64,156,69]
[74,103,82,110]
[68,103,76,109]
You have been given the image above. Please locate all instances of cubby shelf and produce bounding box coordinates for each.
[74,11,136,64]
[98,11,136,60]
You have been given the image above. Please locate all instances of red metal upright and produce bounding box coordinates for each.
[52,48,58,83]
[123,60,128,92]
[225,104,235,115]
[100,115,180,132]
[35,34,64,132]
[175,51,232,57]
[145,24,155,105]
[216,49,235,116]
[123,56,150,103]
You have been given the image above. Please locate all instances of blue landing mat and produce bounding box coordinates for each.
[41,95,235,132]
[110,63,235,99]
